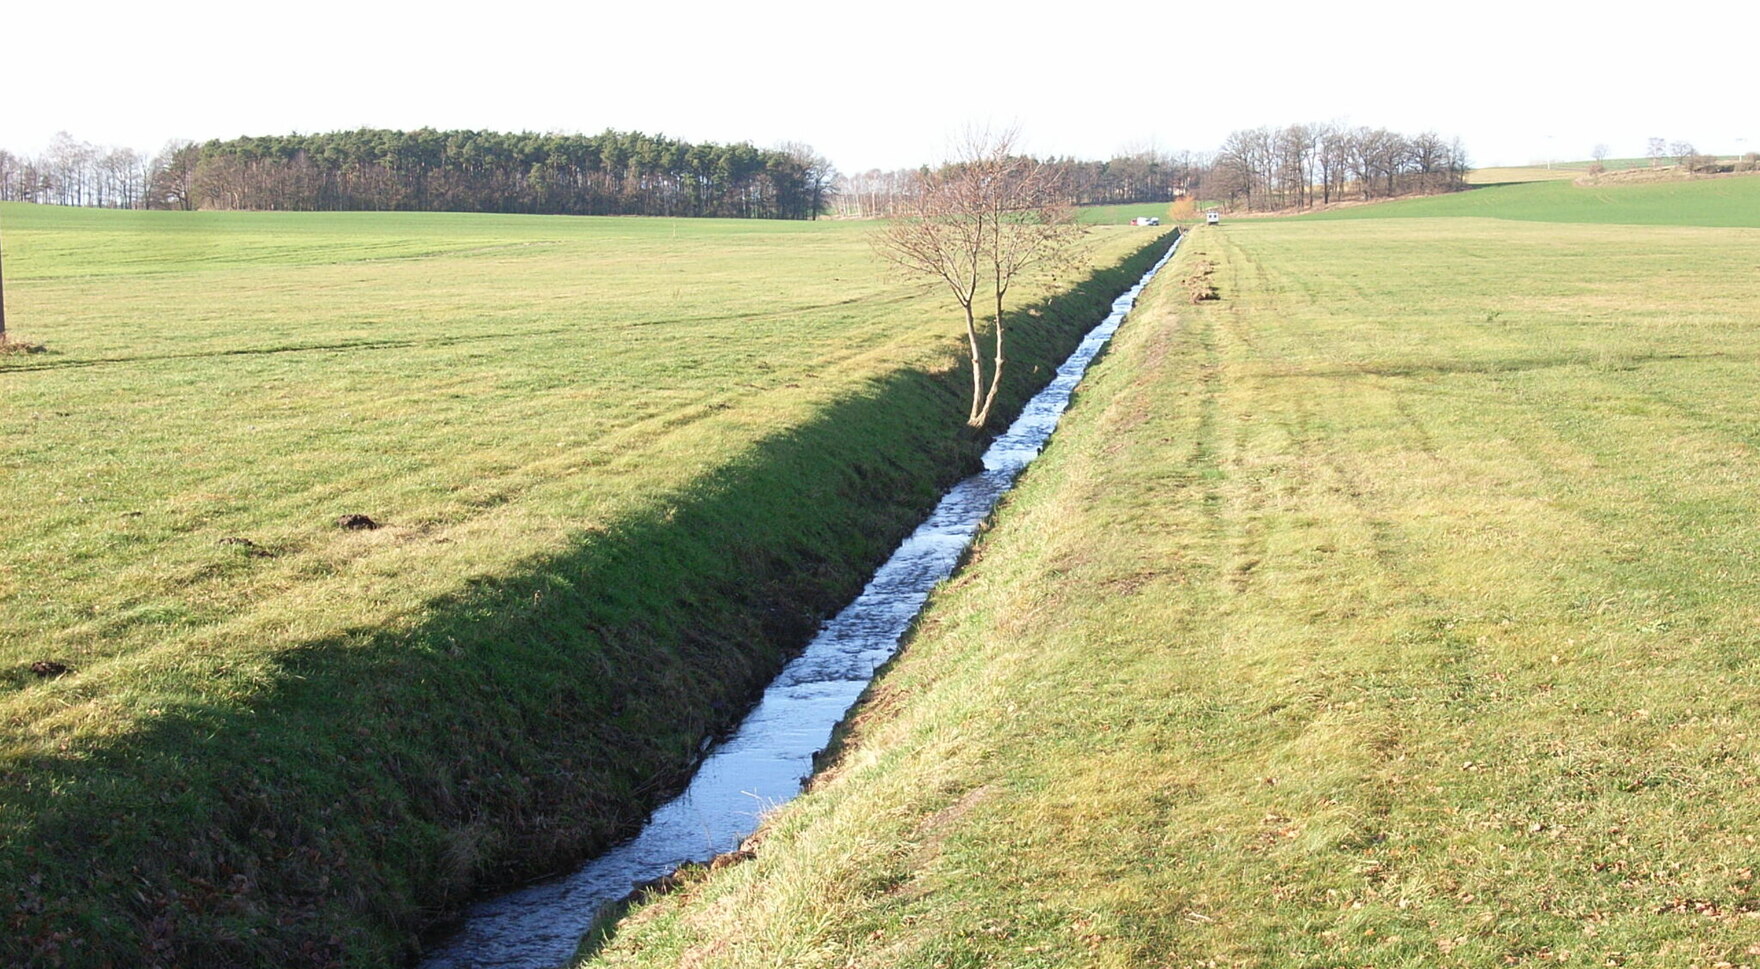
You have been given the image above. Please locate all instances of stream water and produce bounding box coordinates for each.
[421,233,1182,969]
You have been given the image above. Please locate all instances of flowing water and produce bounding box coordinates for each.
[422,233,1182,969]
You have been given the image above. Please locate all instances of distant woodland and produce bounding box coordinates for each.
[831,149,1204,218]
[1202,123,1471,211]
[0,122,1471,219]
[833,124,1468,217]
[0,130,835,219]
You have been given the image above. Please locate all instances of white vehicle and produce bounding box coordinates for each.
[1130,216,1161,226]
[1205,210,1221,225]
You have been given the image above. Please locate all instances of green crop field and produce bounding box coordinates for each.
[1075,202,1177,225]
[1304,174,1760,227]
[583,194,1760,964]
[0,201,1172,966]
[1467,158,1655,184]
[1467,164,1578,184]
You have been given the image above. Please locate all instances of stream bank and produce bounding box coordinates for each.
[1,230,1175,969]
[424,233,1183,969]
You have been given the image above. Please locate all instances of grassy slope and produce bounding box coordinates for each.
[0,202,1173,967]
[1077,203,1178,225]
[1466,159,1654,184]
[3,206,931,685]
[586,209,1760,962]
[1303,174,1760,227]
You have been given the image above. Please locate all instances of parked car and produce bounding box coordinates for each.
[1130,216,1161,226]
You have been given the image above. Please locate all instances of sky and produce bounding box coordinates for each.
[4,0,1755,174]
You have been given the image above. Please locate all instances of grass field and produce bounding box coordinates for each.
[0,202,1171,966]
[583,199,1760,963]
[1304,174,1760,227]
[1467,158,1655,184]
[2,206,931,685]
[1077,202,1187,225]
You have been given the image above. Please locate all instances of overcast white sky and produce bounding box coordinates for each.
[4,0,1754,173]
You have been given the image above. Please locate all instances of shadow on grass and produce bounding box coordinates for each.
[0,233,1178,969]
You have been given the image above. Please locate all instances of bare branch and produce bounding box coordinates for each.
[874,130,1086,428]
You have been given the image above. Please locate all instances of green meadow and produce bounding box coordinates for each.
[1077,202,1178,224]
[584,192,1760,965]
[0,202,1171,966]
[1304,173,1760,227]
[3,206,932,685]
[1467,158,1655,184]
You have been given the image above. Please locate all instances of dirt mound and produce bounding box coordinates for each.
[1185,260,1219,303]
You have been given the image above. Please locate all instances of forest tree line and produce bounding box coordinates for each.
[1203,123,1470,212]
[831,148,1204,218]
[832,124,1468,218]
[0,129,835,219]
[0,122,1472,220]
[0,132,157,209]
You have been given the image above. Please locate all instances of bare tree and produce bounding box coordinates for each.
[1275,123,1321,210]
[1202,123,1467,213]
[776,142,837,219]
[1647,137,1667,168]
[875,129,1084,428]
[1408,131,1454,193]
[148,140,200,209]
[1216,126,1273,211]
[1319,127,1350,204]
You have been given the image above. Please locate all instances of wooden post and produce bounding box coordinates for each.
[0,216,8,341]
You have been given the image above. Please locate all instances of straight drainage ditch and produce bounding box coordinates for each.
[422,231,1183,968]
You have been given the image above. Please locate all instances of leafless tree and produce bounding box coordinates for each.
[1275,123,1321,209]
[776,142,837,219]
[0,150,31,202]
[44,132,96,206]
[875,129,1084,428]
[148,140,200,210]
[1319,127,1351,204]
[1214,126,1272,210]
[833,168,915,218]
[1647,137,1668,168]
[1205,123,1463,213]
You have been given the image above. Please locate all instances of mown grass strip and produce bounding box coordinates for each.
[582,215,1760,968]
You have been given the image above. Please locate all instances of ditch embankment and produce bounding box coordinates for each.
[424,234,1182,969]
[578,217,1760,967]
[1,230,1175,969]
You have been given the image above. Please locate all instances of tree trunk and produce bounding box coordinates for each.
[963,301,984,425]
[0,223,8,341]
[972,293,1007,428]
